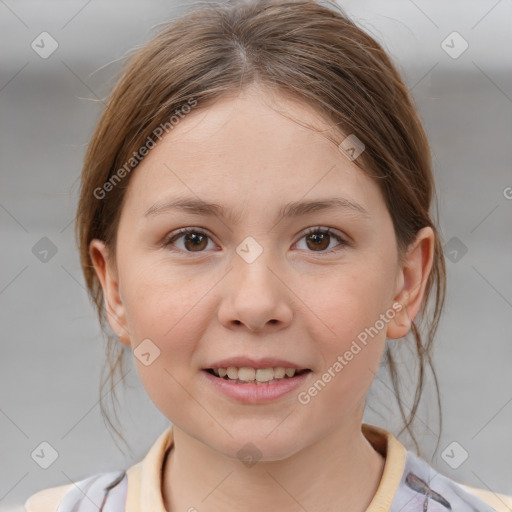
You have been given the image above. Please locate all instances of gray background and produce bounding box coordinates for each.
[1,0,511,510]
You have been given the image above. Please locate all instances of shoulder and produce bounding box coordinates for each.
[394,449,512,512]
[460,483,512,512]
[24,483,72,512]
[24,470,128,512]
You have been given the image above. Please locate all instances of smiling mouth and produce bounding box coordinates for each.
[204,368,311,384]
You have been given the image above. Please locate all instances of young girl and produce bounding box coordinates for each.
[25,0,512,511]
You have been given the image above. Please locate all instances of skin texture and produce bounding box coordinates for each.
[90,85,434,512]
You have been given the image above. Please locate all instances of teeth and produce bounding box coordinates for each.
[226,367,239,379]
[238,367,256,381]
[212,366,301,382]
[285,368,295,377]
[255,368,274,382]
[273,367,286,379]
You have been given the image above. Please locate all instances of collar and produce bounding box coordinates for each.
[125,422,407,512]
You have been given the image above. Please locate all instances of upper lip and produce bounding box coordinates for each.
[204,357,310,370]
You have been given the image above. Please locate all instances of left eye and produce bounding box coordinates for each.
[163,227,347,253]
[294,227,347,253]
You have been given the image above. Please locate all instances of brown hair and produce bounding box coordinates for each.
[75,0,446,457]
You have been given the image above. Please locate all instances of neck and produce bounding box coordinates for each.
[162,418,385,512]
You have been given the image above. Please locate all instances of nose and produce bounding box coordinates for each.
[217,248,293,333]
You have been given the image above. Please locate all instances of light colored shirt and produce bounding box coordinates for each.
[24,423,512,511]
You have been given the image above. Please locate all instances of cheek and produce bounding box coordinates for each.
[119,262,211,396]
[122,258,208,341]
[299,259,394,406]
[297,270,391,422]
[308,260,395,348]
[121,283,205,419]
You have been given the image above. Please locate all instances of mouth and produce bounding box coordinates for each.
[201,366,312,403]
[203,367,312,384]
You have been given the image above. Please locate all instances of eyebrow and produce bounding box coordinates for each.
[143,196,369,223]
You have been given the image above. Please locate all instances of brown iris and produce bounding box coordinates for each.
[183,232,208,251]
[305,231,330,251]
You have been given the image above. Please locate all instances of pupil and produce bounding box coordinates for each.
[185,233,206,251]
[308,232,328,250]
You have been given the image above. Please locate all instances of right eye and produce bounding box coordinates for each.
[163,228,216,253]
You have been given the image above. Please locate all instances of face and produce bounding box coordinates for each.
[90,85,432,461]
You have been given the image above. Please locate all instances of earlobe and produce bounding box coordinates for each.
[387,292,411,339]
[386,227,435,340]
[89,239,131,347]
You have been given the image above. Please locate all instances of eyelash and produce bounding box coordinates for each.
[163,226,348,255]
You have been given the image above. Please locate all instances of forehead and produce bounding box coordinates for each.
[120,87,385,222]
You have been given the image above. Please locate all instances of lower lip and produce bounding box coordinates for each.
[201,370,311,404]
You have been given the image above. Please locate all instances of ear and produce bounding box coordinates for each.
[386,227,435,339]
[89,239,131,347]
